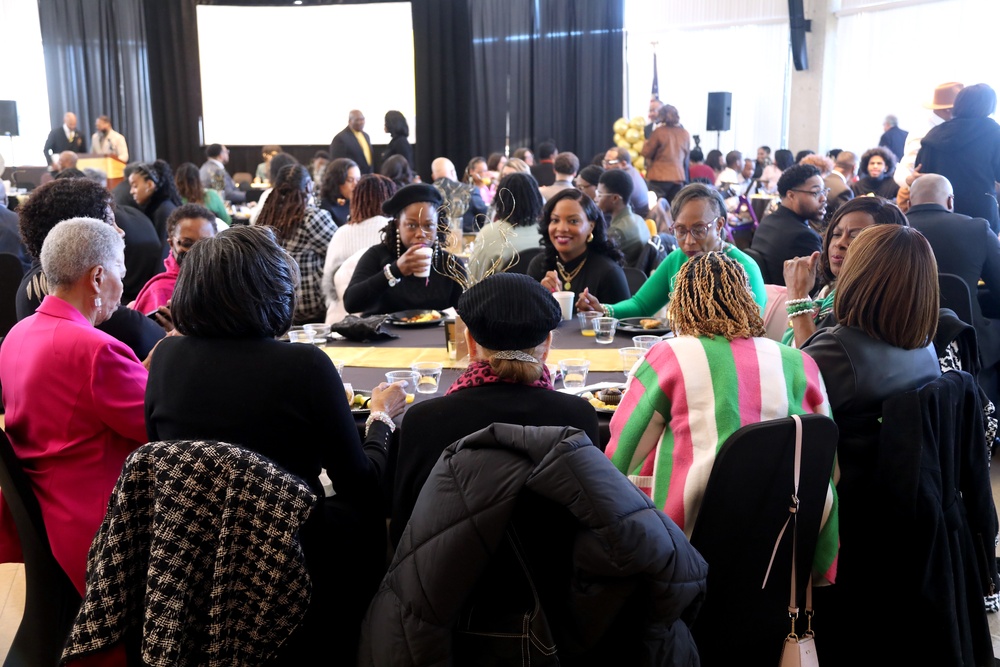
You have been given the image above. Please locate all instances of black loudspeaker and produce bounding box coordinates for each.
[0,101,18,136]
[788,0,810,71]
[706,92,732,132]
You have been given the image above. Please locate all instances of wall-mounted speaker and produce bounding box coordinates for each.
[0,101,18,136]
[706,92,731,132]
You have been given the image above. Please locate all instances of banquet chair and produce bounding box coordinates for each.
[623,266,647,296]
[0,252,25,338]
[232,172,253,191]
[688,414,838,667]
[939,272,974,328]
[506,246,542,274]
[0,428,82,667]
[742,246,771,284]
[60,440,317,666]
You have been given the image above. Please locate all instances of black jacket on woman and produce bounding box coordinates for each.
[918,116,1000,232]
[381,136,413,170]
[361,423,708,667]
[527,250,630,313]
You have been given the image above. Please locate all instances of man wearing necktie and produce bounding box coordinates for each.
[43,112,87,166]
[329,109,374,174]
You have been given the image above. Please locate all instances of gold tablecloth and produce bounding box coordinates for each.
[323,346,625,372]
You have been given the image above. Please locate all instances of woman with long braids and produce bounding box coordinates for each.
[343,183,464,316]
[322,174,396,319]
[605,251,837,582]
[255,163,337,324]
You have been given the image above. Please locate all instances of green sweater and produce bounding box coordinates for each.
[607,245,767,319]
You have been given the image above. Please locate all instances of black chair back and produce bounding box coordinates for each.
[742,246,770,284]
[0,429,81,667]
[506,246,542,275]
[622,266,647,296]
[688,414,838,666]
[939,273,974,327]
[0,253,24,339]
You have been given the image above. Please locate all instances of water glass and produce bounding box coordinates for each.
[577,310,601,337]
[632,335,661,350]
[619,347,646,379]
[304,323,331,345]
[592,317,619,345]
[411,361,444,394]
[386,370,421,403]
[558,358,590,390]
[330,358,346,376]
[288,329,315,344]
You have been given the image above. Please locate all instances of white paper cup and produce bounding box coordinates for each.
[413,246,433,279]
[552,291,574,321]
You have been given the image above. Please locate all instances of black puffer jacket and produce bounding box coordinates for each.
[358,424,708,667]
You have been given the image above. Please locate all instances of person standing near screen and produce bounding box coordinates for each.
[330,110,374,175]
[42,112,86,166]
[90,115,129,162]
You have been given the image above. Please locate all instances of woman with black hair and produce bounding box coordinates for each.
[343,183,465,316]
[319,157,360,226]
[380,110,413,169]
[468,172,545,280]
[526,188,629,310]
[851,146,900,200]
[129,159,183,258]
[255,163,336,324]
[379,154,415,190]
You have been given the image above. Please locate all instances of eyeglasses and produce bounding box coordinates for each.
[670,218,720,240]
[790,188,831,199]
[403,221,438,234]
[602,159,621,167]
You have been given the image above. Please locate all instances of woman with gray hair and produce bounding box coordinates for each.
[0,217,147,597]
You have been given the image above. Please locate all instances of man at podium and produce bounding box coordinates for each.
[91,115,129,162]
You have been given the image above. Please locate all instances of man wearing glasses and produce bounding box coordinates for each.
[749,163,826,286]
[602,147,651,217]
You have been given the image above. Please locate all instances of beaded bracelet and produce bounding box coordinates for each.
[786,301,815,316]
[602,304,615,318]
[787,309,814,320]
[365,411,396,439]
[784,297,813,307]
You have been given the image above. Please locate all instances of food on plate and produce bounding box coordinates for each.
[597,387,623,405]
[351,393,371,410]
[640,318,664,330]
[580,390,619,411]
[400,310,442,323]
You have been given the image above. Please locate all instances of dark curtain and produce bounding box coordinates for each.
[38,0,157,163]
[411,0,475,183]
[143,0,203,169]
[471,0,624,168]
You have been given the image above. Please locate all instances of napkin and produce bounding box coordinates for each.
[329,314,399,342]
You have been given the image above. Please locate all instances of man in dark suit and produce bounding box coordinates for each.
[878,115,908,163]
[530,141,558,187]
[750,164,826,286]
[823,150,855,224]
[42,112,86,166]
[0,182,30,273]
[198,144,246,204]
[907,174,1000,389]
[644,98,662,139]
[329,109,373,174]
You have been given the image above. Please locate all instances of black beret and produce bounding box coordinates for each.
[381,183,444,218]
[457,273,561,351]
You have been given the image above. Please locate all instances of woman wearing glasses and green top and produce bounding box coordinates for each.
[576,183,766,319]
[781,196,908,347]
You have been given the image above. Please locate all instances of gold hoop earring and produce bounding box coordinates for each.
[587,233,594,243]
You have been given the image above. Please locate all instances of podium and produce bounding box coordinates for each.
[76,154,127,189]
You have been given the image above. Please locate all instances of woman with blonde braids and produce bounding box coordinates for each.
[605,251,838,583]
[254,163,336,323]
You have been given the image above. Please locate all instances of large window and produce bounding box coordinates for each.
[623,0,790,156]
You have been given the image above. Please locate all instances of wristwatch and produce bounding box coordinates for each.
[383,264,400,287]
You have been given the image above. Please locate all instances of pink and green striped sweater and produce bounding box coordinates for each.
[606,334,839,584]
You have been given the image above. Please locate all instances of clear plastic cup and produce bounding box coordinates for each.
[632,335,661,350]
[593,317,619,344]
[288,329,315,344]
[619,347,646,379]
[386,370,421,403]
[410,361,444,394]
[577,310,601,337]
[330,358,346,376]
[558,358,590,390]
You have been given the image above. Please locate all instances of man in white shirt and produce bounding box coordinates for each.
[894,81,963,187]
[90,115,129,162]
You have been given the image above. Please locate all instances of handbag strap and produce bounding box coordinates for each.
[762,415,806,636]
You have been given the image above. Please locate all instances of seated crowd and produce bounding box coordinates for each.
[2,83,1000,666]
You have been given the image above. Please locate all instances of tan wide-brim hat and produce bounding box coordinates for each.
[924,82,964,110]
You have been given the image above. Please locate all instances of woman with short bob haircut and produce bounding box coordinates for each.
[146,224,407,661]
[468,171,545,280]
[319,157,361,226]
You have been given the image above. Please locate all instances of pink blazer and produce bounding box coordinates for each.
[0,296,147,595]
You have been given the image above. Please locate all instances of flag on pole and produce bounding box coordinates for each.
[651,48,659,98]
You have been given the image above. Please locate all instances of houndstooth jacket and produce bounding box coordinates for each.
[61,440,317,667]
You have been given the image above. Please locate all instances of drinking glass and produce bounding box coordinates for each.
[386,370,421,403]
[411,361,444,394]
[288,329,315,344]
[577,310,601,337]
[632,335,661,350]
[619,347,645,380]
[592,317,619,344]
[558,359,590,390]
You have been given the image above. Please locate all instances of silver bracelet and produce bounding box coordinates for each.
[365,410,396,438]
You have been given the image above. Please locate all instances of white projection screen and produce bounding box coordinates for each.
[196,3,416,146]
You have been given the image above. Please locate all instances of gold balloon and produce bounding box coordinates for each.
[634,156,645,171]
[613,118,629,134]
[631,138,644,150]
[624,127,641,142]
[613,132,624,145]
[615,136,631,149]
[628,148,639,161]
[630,116,645,130]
